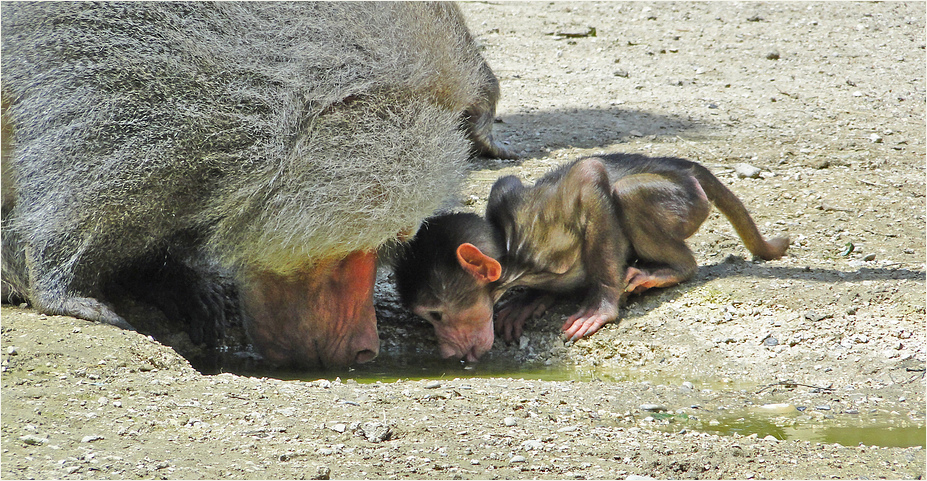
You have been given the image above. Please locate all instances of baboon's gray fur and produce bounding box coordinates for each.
[1,2,505,327]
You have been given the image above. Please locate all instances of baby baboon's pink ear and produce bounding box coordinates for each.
[456,243,502,283]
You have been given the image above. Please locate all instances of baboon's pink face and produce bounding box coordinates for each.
[243,251,380,368]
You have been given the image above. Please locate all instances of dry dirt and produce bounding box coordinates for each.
[2,2,925,480]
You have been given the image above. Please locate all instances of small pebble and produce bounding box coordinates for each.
[862,253,876,261]
[19,434,47,445]
[470,459,481,465]
[765,50,780,60]
[510,455,527,464]
[522,439,544,450]
[762,336,779,346]
[804,311,829,322]
[504,417,518,427]
[7,346,18,355]
[424,381,442,389]
[311,466,331,480]
[868,133,883,143]
[734,163,762,179]
[756,403,797,414]
[808,158,831,170]
[640,404,667,412]
[613,69,630,78]
[815,405,832,411]
[81,435,104,443]
[361,422,391,443]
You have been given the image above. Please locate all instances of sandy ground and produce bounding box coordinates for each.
[2,2,925,479]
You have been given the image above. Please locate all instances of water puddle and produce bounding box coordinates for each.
[788,425,925,449]
[240,355,698,385]
[652,412,925,449]
[222,354,926,449]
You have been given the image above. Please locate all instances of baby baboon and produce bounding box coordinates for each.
[395,153,789,361]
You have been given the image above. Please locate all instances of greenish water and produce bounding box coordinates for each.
[250,357,609,383]
[261,355,755,392]
[818,426,925,448]
[671,415,925,449]
[235,356,925,449]
[342,357,628,383]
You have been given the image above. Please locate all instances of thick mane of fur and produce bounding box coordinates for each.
[1,2,484,279]
[214,95,467,273]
